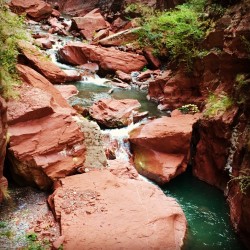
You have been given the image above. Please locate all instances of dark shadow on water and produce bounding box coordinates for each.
[162,167,246,250]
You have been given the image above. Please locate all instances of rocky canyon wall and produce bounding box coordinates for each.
[0,97,7,202]
[47,0,183,16]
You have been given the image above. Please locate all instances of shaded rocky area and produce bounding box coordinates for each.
[0,0,249,248]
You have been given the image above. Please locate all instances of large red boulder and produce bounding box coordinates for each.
[129,114,199,184]
[7,65,107,189]
[48,170,187,250]
[70,9,108,40]
[7,84,85,189]
[89,98,141,128]
[18,41,81,84]
[58,42,147,73]
[0,97,8,202]
[9,0,52,21]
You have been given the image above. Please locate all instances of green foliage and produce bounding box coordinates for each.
[0,0,28,98]
[178,104,200,114]
[230,169,250,194]
[241,36,250,56]
[135,0,207,70]
[0,221,7,228]
[204,93,234,117]
[0,184,11,200]
[24,232,50,250]
[234,74,250,105]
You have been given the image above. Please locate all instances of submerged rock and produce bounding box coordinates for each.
[48,170,187,250]
[58,42,147,73]
[129,114,199,184]
[89,98,141,128]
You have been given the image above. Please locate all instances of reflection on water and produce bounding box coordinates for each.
[162,168,246,250]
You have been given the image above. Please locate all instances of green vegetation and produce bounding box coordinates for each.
[204,93,234,117]
[129,0,208,70]
[24,232,51,250]
[0,0,28,98]
[230,169,250,195]
[234,74,250,106]
[0,183,11,200]
[178,104,200,114]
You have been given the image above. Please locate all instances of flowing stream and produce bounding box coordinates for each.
[0,18,246,249]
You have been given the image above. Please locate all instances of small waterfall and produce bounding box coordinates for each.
[102,121,144,161]
[225,124,240,174]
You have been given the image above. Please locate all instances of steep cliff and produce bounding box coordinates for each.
[0,97,8,202]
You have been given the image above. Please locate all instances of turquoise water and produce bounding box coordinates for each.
[163,168,245,250]
[74,81,246,250]
[72,81,165,117]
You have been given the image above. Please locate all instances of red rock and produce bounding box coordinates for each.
[58,42,147,73]
[7,84,85,189]
[48,17,64,30]
[137,70,153,81]
[108,159,139,179]
[16,64,69,108]
[143,47,161,69]
[78,63,99,73]
[48,170,187,250]
[98,27,141,46]
[54,85,78,100]
[111,17,129,32]
[115,70,131,82]
[89,98,141,128]
[18,41,81,83]
[52,235,65,250]
[35,37,53,49]
[92,29,109,42]
[51,9,61,17]
[0,97,8,203]
[148,70,171,101]
[70,9,108,40]
[129,115,199,184]
[9,0,52,21]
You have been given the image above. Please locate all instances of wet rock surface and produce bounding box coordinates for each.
[129,114,200,184]
[58,42,147,73]
[89,98,141,128]
[49,170,187,250]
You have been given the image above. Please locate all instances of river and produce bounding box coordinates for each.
[0,17,246,249]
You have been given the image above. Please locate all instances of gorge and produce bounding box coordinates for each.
[0,0,250,249]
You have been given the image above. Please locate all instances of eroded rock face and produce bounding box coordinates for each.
[9,0,52,21]
[18,41,81,84]
[0,97,8,203]
[58,42,147,73]
[7,84,85,189]
[192,111,238,190]
[89,98,141,128]
[48,170,187,250]
[7,66,107,189]
[70,9,108,40]
[129,114,199,184]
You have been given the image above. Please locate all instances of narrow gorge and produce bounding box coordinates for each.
[0,0,249,249]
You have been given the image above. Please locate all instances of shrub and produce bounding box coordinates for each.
[230,169,250,194]
[178,104,200,114]
[204,93,234,117]
[135,0,207,70]
[0,0,28,98]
